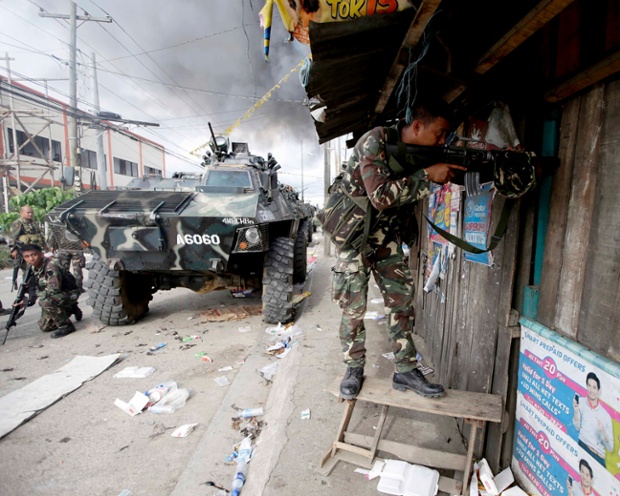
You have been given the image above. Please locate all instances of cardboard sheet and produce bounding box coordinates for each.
[0,354,121,438]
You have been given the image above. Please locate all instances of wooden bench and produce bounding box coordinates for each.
[320,376,503,496]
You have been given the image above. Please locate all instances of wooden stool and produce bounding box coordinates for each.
[320,376,503,495]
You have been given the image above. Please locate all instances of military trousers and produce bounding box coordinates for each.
[332,237,417,373]
[38,293,78,333]
[58,250,85,290]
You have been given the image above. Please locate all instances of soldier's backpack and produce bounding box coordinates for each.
[316,172,372,253]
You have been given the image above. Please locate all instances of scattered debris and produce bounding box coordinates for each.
[292,291,311,304]
[149,342,166,352]
[201,304,261,322]
[364,311,386,320]
[238,325,252,333]
[38,356,49,360]
[171,423,198,438]
[231,288,254,298]
[377,459,439,496]
[258,362,278,382]
[214,376,230,387]
[179,344,197,351]
[300,408,311,420]
[1,368,14,372]
[113,366,156,379]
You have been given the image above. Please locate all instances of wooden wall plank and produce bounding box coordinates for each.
[555,84,605,338]
[538,98,580,328]
[578,79,620,358]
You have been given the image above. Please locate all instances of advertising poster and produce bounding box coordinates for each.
[513,318,620,496]
[463,183,494,266]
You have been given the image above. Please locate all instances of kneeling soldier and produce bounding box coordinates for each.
[20,244,82,339]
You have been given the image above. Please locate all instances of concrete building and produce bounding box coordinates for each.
[0,75,165,198]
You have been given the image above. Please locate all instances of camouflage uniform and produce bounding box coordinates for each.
[47,226,86,292]
[332,125,432,374]
[10,218,46,271]
[33,257,80,333]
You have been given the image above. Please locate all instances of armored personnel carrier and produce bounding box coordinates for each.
[46,136,313,326]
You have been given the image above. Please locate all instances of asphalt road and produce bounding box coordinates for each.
[0,234,464,496]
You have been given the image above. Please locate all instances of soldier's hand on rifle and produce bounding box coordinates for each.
[424,163,467,184]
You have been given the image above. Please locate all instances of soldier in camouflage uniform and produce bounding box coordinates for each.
[47,225,86,293]
[20,244,82,339]
[9,205,46,263]
[334,99,466,399]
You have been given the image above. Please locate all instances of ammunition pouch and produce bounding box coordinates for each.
[316,174,372,253]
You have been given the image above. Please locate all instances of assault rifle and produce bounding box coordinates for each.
[2,264,35,345]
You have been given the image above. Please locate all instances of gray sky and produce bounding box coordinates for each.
[0,0,332,205]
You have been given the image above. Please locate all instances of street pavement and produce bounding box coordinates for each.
[0,233,464,496]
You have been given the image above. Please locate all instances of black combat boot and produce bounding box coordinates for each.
[393,368,446,398]
[340,367,364,400]
[71,304,83,322]
[51,322,76,339]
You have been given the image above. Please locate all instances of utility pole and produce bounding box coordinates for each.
[90,52,107,190]
[323,142,332,257]
[300,139,304,202]
[3,53,18,211]
[40,2,111,193]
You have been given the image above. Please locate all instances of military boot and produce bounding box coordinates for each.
[51,322,76,339]
[340,367,364,400]
[392,369,445,398]
[71,303,83,322]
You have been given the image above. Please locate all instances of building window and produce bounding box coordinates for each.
[144,166,162,177]
[113,157,139,177]
[79,149,101,170]
[7,128,62,162]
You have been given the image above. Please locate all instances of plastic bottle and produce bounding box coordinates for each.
[231,460,248,496]
[237,435,253,463]
[238,407,264,418]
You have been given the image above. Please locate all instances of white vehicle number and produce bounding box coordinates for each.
[177,234,221,245]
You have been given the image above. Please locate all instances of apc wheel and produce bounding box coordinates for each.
[302,219,313,244]
[293,227,308,284]
[262,237,295,324]
[85,254,152,326]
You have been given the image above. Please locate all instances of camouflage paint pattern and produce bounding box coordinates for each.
[32,257,80,332]
[45,163,309,275]
[331,125,434,372]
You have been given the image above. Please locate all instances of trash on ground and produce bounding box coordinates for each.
[417,364,434,376]
[235,435,254,463]
[201,304,261,322]
[114,366,156,379]
[187,316,194,320]
[258,362,279,382]
[292,291,311,304]
[300,408,311,420]
[475,459,514,496]
[214,376,230,387]
[369,459,385,480]
[238,325,252,333]
[231,459,248,496]
[238,407,264,418]
[231,288,254,298]
[180,335,200,342]
[117,490,132,496]
[264,322,286,336]
[202,356,213,363]
[232,416,264,438]
[218,366,233,372]
[370,298,384,304]
[171,423,198,438]
[364,311,385,320]
[179,344,196,350]
[146,381,190,414]
[377,459,439,496]
[114,391,149,417]
[149,342,166,352]
[266,338,292,358]
[316,325,322,331]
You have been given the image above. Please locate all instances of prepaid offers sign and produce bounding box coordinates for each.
[514,318,620,496]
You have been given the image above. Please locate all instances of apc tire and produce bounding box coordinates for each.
[262,237,295,324]
[85,254,152,326]
[293,227,308,284]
